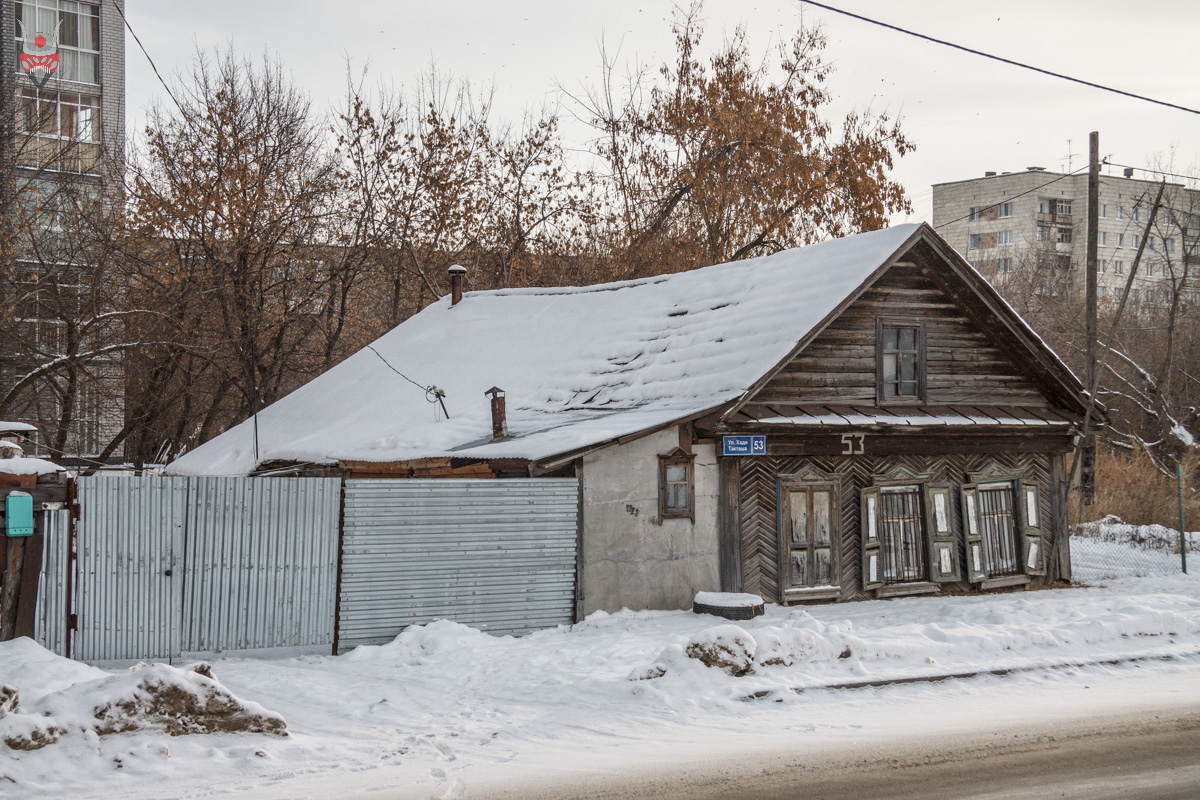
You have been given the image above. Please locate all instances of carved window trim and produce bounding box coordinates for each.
[658,448,695,521]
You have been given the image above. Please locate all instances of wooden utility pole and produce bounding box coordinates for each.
[1081,131,1099,505]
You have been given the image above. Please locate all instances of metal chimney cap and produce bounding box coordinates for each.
[448,264,467,274]
[485,386,504,397]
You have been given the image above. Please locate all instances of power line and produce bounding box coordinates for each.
[1105,162,1200,185]
[110,0,187,118]
[933,165,1090,230]
[798,1,1200,116]
[364,344,451,419]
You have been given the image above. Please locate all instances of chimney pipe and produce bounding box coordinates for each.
[486,387,508,440]
[448,264,467,306]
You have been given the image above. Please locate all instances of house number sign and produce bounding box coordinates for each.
[841,433,865,454]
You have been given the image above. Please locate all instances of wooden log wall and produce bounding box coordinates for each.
[735,451,1055,602]
[754,263,1050,408]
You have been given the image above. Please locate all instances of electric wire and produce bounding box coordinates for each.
[933,165,1090,230]
[109,1,188,118]
[365,345,450,418]
[797,1,1200,116]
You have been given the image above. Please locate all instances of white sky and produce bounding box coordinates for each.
[124,0,1200,226]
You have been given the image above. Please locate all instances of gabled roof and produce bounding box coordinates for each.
[168,223,1086,477]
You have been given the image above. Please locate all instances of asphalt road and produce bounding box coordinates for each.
[476,706,1200,800]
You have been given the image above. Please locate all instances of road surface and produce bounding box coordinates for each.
[474,705,1200,800]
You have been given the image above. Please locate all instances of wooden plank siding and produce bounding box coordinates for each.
[752,263,1051,408]
[735,452,1055,603]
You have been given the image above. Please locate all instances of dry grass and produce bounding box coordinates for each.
[1071,445,1199,531]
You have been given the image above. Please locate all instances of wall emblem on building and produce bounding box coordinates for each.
[18,21,61,89]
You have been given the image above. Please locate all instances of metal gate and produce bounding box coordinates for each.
[54,476,339,662]
[338,479,578,653]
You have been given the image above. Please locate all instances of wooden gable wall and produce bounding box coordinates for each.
[753,262,1051,408]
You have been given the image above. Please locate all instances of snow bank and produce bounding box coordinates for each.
[5,577,1200,798]
[1072,516,1197,582]
[0,639,286,751]
[0,456,64,476]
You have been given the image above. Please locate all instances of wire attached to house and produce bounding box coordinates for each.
[797,1,1200,116]
[365,344,451,419]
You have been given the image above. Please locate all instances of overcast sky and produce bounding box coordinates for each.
[124,0,1200,226]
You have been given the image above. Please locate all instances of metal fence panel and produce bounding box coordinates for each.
[34,509,71,656]
[180,477,340,652]
[339,479,578,653]
[74,477,186,661]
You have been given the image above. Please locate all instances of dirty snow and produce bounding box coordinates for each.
[169,226,923,476]
[3,530,1199,798]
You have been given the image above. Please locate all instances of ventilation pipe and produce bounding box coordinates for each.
[486,387,508,441]
[449,264,467,306]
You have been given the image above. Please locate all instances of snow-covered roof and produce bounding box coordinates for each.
[0,421,37,434]
[170,224,950,476]
[0,456,65,476]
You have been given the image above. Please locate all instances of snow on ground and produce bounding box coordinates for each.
[1072,515,1197,582]
[3,537,1200,798]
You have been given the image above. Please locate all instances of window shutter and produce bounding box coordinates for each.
[959,484,986,583]
[925,485,959,582]
[1019,480,1046,576]
[860,487,883,590]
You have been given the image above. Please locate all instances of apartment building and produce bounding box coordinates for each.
[1,0,126,460]
[932,167,1200,306]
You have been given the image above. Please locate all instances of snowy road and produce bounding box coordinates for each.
[469,700,1200,800]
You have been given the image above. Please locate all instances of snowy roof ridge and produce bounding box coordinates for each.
[168,225,925,476]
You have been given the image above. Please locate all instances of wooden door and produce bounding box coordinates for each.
[782,486,836,592]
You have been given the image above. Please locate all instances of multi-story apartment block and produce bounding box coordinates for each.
[932,167,1200,307]
[1,0,125,460]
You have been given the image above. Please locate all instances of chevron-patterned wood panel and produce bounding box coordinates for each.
[737,452,1054,602]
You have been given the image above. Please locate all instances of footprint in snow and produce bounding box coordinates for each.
[440,778,466,800]
[430,767,447,782]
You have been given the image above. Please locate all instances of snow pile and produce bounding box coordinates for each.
[1072,516,1198,582]
[684,625,757,676]
[0,456,64,476]
[0,639,286,751]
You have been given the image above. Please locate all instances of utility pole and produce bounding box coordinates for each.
[1081,131,1099,505]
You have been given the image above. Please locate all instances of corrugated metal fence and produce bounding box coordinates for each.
[34,509,71,656]
[339,479,578,652]
[36,476,341,661]
[33,475,579,661]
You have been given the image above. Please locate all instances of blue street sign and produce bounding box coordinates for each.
[722,435,766,457]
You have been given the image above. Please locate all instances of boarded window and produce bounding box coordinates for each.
[783,486,836,591]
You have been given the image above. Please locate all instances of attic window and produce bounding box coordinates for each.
[877,318,926,403]
[659,448,695,521]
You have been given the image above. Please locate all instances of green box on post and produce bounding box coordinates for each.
[5,491,34,537]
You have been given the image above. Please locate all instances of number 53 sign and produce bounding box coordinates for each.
[841,433,865,455]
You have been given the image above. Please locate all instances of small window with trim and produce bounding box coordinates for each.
[877,318,925,403]
[658,449,695,520]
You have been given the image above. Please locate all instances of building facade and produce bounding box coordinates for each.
[932,167,1200,306]
[1,0,125,461]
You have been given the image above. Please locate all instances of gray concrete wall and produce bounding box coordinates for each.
[580,426,720,614]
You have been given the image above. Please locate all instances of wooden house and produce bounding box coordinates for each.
[171,223,1091,620]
